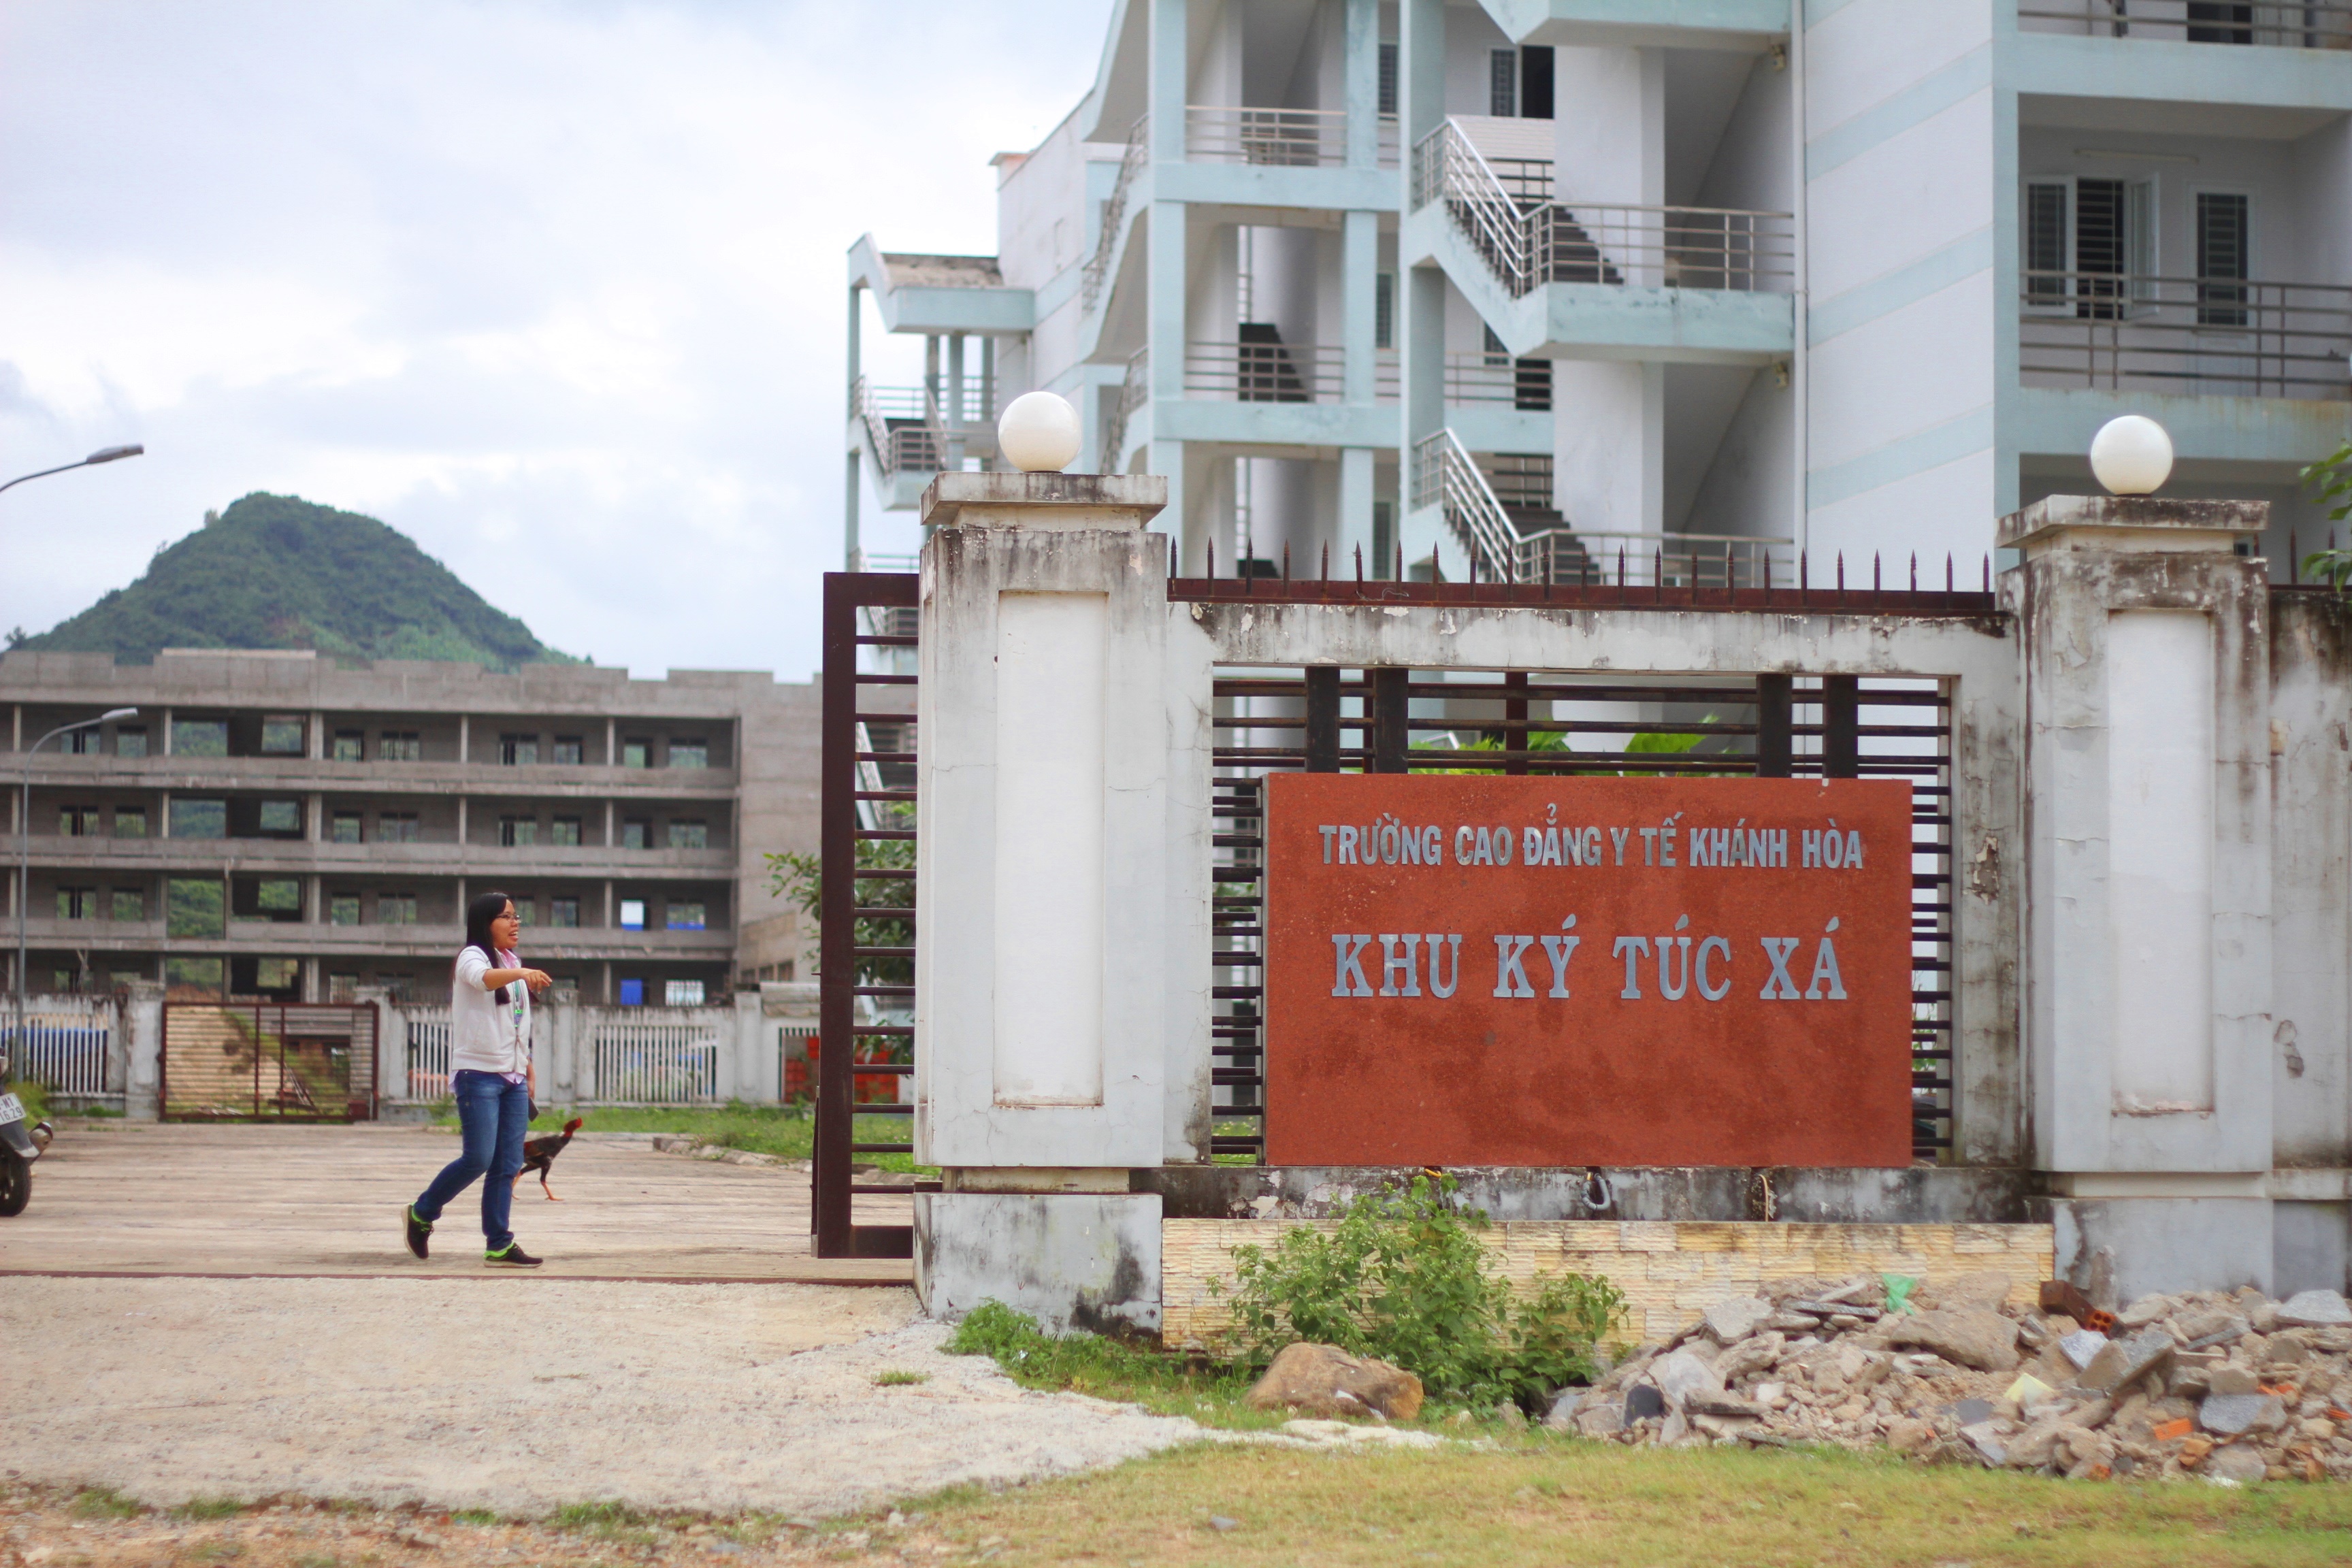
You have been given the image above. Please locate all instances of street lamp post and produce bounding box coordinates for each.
[0,444,144,499]
[12,709,138,1080]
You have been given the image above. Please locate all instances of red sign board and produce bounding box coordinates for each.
[1263,774,1914,1168]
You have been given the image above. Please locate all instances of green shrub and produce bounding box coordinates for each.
[1221,1173,1624,1411]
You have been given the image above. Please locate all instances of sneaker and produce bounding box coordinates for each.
[484,1243,542,1268]
[404,1204,432,1260]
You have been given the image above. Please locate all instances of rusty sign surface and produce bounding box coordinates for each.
[1264,774,1914,1168]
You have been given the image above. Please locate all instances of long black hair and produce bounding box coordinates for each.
[464,889,515,960]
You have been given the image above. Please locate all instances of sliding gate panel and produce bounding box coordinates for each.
[161,1002,379,1121]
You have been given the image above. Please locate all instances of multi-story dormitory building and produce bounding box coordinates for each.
[1,649,819,1007]
[846,1,2352,583]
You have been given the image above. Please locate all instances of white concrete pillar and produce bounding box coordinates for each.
[911,471,1171,1333]
[2008,494,2276,1300]
[1553,360,1663,537]
[122,979,163,1120]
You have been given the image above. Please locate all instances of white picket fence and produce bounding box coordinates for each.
[4,997,118,1097]
[397,1004,736,1105]
[591,1014,723,1104]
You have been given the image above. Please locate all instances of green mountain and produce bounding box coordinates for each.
[14,492,578,668]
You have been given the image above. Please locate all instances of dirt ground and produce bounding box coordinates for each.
[0,1125,1200,1531]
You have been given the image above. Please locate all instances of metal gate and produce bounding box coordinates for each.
[815,570,926,1257]
[1175,561,1993,1164]
[161,1002,380,1121]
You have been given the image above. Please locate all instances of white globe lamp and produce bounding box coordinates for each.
[2089,414,2173,496]
[996,391,1083,474]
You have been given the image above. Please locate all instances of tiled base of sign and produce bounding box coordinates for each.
[1159,1218,2056,1352]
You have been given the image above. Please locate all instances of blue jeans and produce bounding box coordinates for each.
[415,1071,529,1251]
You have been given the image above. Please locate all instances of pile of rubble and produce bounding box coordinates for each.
[1548,1275,2352,1483]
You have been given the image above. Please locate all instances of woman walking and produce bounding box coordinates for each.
[404,891,553,1267]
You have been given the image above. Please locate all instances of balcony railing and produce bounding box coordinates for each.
[852,377,944,476]
[1185,338,1345,402]
[1184,105,1399,169]
[1100,347,1148,467]
[1083,118,1149,314]
[2018,1,2352,46]
[1413,121,1792,296]
[2019,272,2352,398]
[1370,353,1554,409]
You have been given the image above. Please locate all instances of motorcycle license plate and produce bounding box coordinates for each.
[0,1093,22,1124]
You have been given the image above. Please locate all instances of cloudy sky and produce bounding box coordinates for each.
[0,0,1111,681]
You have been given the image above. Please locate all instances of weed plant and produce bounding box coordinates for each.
[1221,1173,1624,1411]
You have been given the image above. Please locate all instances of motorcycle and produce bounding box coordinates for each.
[0,1090,51,1217]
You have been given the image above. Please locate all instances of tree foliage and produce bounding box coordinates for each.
[2299,442,2352,591]
[14,492,576,667]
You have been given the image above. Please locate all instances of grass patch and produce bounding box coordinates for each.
[873,1369,929,1386]
[172,1497,246,1520]
[449,1507,500,1525]
[4,1080,50,1124]
[945,1301,1282,1429]
[69,1486,142,1520]
[908,1434,2352,1567]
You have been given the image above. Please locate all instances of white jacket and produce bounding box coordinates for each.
[450,945,532,1077]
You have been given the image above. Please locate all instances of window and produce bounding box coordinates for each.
[549,896,580,928]
[622,738,651,769]
[513,896,536,926]
[378,813,420,843]
[64,728,98,755]
[668,739,707,770]
[618,977,645,1007]
[500,734,538,766]
[329,895,361,927]
[2198,191,2250,327]
[56,887,95,919]
[261,717,305,755]
[166,879,225,938]
[171,719,228,757]
[170,799,227,839]
[2023,177,2153,317]
[165,957,224,996]
[1374,272,1394,352]
[332,730,364,762]
[112,888,144,921]
[253,958,301,993]
[668,820,708,850]
[241,878,302,922]
[113,807,146,838]
[2187,2,2254,44]
[378,893,418,925]
[1372,500,1395,576]
[331,813,362,844]
[327,973,360,1003]
[116,726,148,758]
[619,898,646,931]
[553,736,584,766]
[258,800,301,834]
[58,806,99,836]
[500,817,538,847]
[622,819,649,850]
[378,732,421,762]
[551,817,582,847]
[1377,40,1398,116]
[665,979,706,1007]
[1488,48,1517,117]
[666,900,706,932]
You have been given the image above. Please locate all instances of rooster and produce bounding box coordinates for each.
[513,1117,583,1200]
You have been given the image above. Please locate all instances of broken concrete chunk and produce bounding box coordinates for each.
[1245,1342,1424,1420]
[1958,1420,2008,1467]
[1763,1311,1823,1334]
[1949,1397,1996,1426]
[2059,1329,2110,1371]
[2278,1290,2352,1329]
[1703,1296,1775,1345]
[1788,1298,1882,1321]
[2115,1294,2176,1330]
[1928,1271,2016,1311]
[1649,1349,1725,1412]
[2206,1365,2259,1397]
[2204,1443,2268,1484]
[1573,1401,1626,1439]
[2197,1393,2287,1437]
[1886,1307,2023,1372]
[2078,1328,2176,1395]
